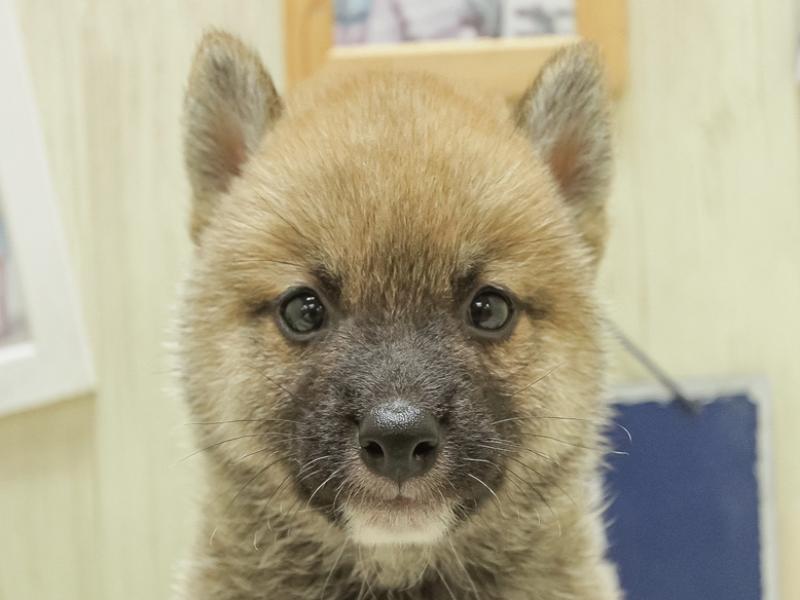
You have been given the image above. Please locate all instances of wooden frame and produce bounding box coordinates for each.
[0,0,94,415]
[284,0,627,97]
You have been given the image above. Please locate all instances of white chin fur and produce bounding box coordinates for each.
[344,505,452,546]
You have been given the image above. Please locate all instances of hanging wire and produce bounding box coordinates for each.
[607,320,701,414]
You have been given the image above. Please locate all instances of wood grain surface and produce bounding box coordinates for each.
[0,1,798,598]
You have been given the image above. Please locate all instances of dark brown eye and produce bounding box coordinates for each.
[469,288,513,332]
[280,289,326,336]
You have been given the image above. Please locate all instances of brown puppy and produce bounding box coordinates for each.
[177,30,620,600]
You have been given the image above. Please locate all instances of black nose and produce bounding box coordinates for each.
[358,400,440,483]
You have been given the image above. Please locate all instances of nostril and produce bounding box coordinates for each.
[362,441,384,459]
[412,440,437,460]
[357,401,440,482]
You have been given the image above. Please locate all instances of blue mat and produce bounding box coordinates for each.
[605,390,770,600]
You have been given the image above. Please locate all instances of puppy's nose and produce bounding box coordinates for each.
[358,400,439,483]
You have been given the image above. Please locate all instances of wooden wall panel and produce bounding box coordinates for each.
[2,2,285,599]
[325,36,579,98]
[575,0,628,93]
[284,0,332,87]
[0,396,98,600]
[599,2,800,598]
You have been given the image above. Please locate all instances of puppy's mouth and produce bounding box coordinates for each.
[371,494,426,511]
[342,492,454,546]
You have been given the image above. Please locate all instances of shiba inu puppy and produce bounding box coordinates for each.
[177,30,620,600]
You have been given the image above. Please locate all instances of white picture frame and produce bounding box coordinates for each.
[0,0,94,414]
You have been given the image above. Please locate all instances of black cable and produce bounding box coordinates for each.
[607,320,701,414]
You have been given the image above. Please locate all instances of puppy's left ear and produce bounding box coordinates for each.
[184,30,283,243]
[515,43,612,262]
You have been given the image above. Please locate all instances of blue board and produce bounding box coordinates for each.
[604,389,771,600]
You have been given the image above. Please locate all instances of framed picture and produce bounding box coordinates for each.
[284,0,627,97]
[0,0,93,415]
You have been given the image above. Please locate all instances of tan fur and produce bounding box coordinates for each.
[177,31,620,600]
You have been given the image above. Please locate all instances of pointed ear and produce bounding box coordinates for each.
[183,31,282,243]
[515,43,612,262]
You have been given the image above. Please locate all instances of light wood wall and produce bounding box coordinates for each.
[0,1,798,599]
[601,6,800,599]
[1,2,285,599]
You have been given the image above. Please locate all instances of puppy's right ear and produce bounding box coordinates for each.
[184,31,282,243]
[514,44,611,263]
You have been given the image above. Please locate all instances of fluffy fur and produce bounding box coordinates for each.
[176,30,620,600]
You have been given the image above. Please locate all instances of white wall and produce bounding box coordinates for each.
[0,1,797,598]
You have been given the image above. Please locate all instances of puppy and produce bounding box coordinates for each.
[177,30,620,600]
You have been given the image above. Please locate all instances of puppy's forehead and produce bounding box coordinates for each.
[220,73,575,306]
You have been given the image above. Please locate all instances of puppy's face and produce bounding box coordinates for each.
[180,33,611,546]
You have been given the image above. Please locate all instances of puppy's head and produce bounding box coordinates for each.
[180,32,611,546]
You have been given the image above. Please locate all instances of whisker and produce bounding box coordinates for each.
[446,538,480,599]
[258,371,305,404]
[331,477,349,511]
[306,467,345,509]
[615,423,633,444]
[186,417,301,426]
[294,468,324,491]
[487,434,623,456]
[225,456,285,510]
[510,363,563,396]
[528,433,627,455]
[356,575,368,600]
[434,564,458,600]
[179,434,260,462]
[264,457,314,511]
[474,449,555,514]
[465,456,528,525]
[466,473,506,519]
[472,457,531,499]
[490,415,633,444]
[320,538,349,599]
[298,454,335,473]
[269,454,336,522]
[237,447,278,461]
[508,454,576,510]
[503,463,560,531]
[478,442,554,463]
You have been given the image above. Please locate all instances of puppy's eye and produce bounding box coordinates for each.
[469,288,513,332]
[280,289,326,335]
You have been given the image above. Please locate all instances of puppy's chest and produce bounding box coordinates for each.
[248,542,504,600]
[315,572,502,600]
[330,550,504,600]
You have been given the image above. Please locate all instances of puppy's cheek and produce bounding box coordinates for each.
[252,317,301,363]
[190,322,305,468]
[484,319,540,375]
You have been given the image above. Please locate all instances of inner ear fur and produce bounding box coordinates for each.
[515,43,612,261]
[183,30,282,243]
